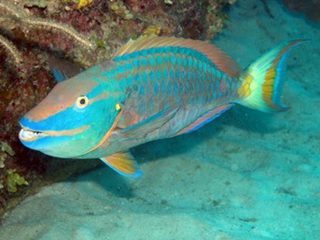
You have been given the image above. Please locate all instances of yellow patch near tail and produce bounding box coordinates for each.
[238,39,306,112]
[238,73,253,98]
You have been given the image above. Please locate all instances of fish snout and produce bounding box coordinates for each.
[19,117,48,142]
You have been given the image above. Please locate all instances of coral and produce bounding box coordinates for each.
[0,1,95,68]
[125,0,158,13]
[142,25,162,36]
[109,0,134,20]
[156,0,237,39]
[206,0,237,38]
[0,1,29,18]
[0,35,22,67]
[22,18,95,49]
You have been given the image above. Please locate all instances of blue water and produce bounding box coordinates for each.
[1,0,319,239]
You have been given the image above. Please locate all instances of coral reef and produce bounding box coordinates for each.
[0,0,236,217]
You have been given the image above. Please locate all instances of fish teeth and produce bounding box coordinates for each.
[19,129,45,141]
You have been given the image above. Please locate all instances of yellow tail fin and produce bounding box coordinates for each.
[238,40,306,112]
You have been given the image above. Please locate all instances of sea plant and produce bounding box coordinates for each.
[6,169,28,193]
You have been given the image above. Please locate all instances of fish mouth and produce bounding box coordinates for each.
[19,127,48,142]
[19,122,90,142]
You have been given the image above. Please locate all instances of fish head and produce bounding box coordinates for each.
[18,74,123,158]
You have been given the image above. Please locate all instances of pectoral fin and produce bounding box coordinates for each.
[118,108,178,139]
[100,152,142,178]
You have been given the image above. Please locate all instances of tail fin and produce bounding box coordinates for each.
[237,40,306,112]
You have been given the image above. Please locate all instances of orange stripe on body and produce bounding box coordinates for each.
[114,36,241,77]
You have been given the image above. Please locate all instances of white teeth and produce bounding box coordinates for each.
[19,129,35,140]
[19,129,45,141]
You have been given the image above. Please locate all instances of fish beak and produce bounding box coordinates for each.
[19,125,48,142]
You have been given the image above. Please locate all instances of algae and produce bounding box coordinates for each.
[6,169,28,193]
[76,0,94,9]
[109,0,134,20]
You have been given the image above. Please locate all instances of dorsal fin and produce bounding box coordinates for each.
[113,36,241,77]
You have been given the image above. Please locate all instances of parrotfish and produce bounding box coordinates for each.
[18,36,304,178]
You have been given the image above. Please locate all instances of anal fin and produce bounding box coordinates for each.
[100,152,142,178]
[177,104,233,136]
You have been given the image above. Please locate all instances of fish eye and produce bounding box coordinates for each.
[76,95,89,108]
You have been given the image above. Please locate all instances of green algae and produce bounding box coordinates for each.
[6,170,28,193]
[0,142,28,194]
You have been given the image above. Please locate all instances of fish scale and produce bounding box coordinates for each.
[106,50,240,144]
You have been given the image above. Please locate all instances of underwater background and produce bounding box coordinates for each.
[0,0,319,239]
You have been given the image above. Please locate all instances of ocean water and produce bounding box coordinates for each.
[0,0,319,239]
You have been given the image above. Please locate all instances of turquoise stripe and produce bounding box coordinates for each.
[107,49,228,101]
[113,46,215,67]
